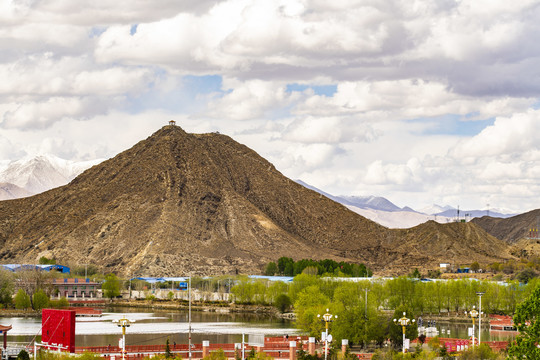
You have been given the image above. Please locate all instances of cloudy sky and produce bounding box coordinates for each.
[1,0,540,213]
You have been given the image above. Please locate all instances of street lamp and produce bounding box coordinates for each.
[318,309,337,360]
[476,292,485,346]
[393,312,415,355]
[113,316,135,360]
[465,306,479,349]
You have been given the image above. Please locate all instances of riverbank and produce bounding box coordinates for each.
[0,309,39,317]
[109,298,292,318]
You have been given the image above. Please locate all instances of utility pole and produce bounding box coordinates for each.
[477,292,485,346]
[364,287,368,349]
[188,276,192,360]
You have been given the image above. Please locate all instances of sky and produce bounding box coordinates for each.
[1,0,540,214]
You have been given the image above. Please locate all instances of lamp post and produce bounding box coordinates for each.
[393,312,415,356]
[318,309,337,360]
[476,292,485,346]
[189,276,192,360]
[465,306,479,349]
[113,316,134,360]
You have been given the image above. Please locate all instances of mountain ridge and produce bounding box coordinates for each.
[0,125,513,275]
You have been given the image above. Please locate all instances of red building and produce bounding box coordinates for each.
[52,278,99,299]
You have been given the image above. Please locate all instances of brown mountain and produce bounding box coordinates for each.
[0,125,512,276]
[472,209,540,244]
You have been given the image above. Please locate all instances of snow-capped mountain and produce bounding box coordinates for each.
[296,180,515,229]
[296,180,405,213]
[419,204,455,215]
[0,155,103,198]
[339,195,402,212]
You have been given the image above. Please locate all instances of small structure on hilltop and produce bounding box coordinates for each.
[169,120,176,126]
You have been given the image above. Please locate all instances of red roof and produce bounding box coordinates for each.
[0,325,12,332]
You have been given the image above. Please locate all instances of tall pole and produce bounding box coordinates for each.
[325,320,329,360]
[114,316,133,360]
[242,333,245,360]
[393,312,414,357]
[364,288,368,349]
[465,306,478,349]
[402,325,406,355]
[122,325,126,360]
[318,309,336,360]
[189,276,192,360]
[477,292,485,346]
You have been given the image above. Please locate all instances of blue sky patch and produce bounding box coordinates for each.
[183,75,223,94]
[410,115,495,136]
[286,83,337,96]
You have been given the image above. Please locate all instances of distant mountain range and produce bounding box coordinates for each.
[0,156,516,229]
[0,155,102,200]
[295,180,515,228]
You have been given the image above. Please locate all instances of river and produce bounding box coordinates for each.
[0,308,515,349]
[0,307,298,348]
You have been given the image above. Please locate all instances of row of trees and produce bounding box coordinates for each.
[0,267,117,309]
[265,257,372,277]
[229,274,540,348]
[231,274,538,315]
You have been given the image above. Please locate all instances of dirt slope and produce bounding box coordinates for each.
[472,209,540,244]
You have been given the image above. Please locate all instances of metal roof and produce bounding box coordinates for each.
[0,264,70,273]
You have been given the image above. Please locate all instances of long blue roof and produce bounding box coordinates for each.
[131,277,187,283]
[0,264,70,273]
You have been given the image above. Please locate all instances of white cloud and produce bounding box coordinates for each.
[1,97,107,129]
[451,110,540,158]
[202,79,299,120]
[0,0,539,213]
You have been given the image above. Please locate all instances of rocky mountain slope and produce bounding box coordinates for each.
[472,209,540,244]
[0,125,512,276]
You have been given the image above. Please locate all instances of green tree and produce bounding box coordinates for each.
[516,268,538,284]
[17,349,30,360]
[277,257,294,275]
[14,289,31,310]
[32,289,50,311]
[507,282,540,359]
[275,293,292,313]
[470,262,480,272]
[38,256,56,265]
[409,268,421,279]
[294,285,330,336]
[102,273,121,299]
[165,338,172,358]
[0,270,14,308]
[265,262,277,276]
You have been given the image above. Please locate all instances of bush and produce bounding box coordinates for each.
[17,349,30,360]
[14,289,31,310]
[427,336,440,350]
[275,294,292,313]
[49,297,69,308]
[459,344,499,359]
[265,262,277,276]
[38,257,56,265]
[33,289,50,311]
